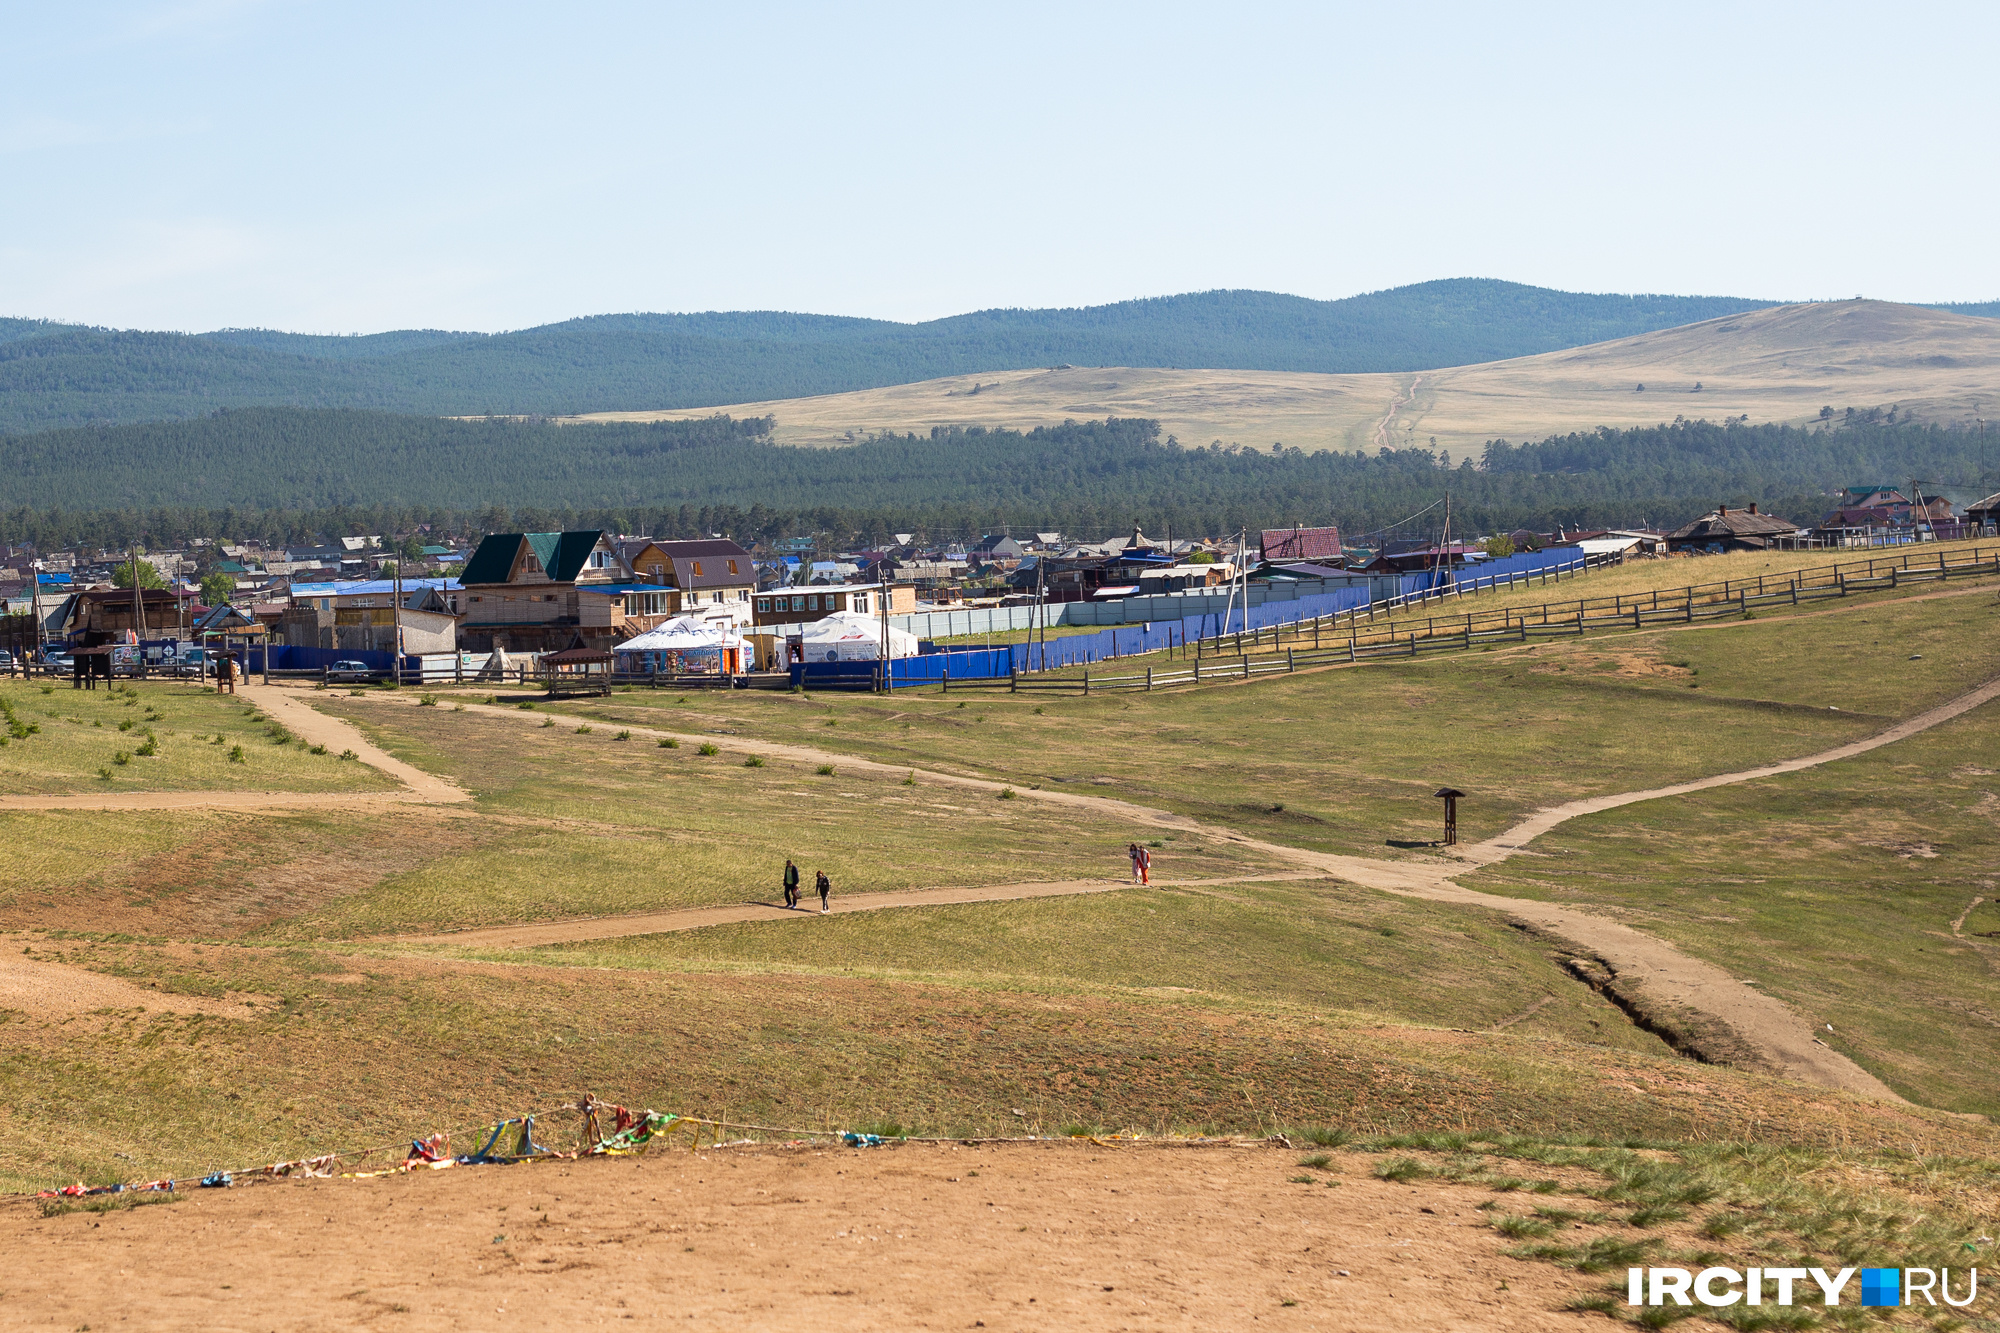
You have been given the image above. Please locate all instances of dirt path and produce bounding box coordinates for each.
[0,684,469,813]
[333,675,2000,1103]
[1372,373,1423,448]
[397,871,1328,950]
[0,938,259,1020]
[0,1141,1603,1332]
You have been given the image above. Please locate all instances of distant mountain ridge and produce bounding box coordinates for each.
[2,280,1993,435]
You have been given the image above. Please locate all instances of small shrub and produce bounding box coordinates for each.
[338,748,356,761]
[515,701,534,710]
[615,729,631,741]
[1296,1155,1331,1169]
[452,703,465,712]
[902,771,916,786]
[309,744,328,756]
[658,737,679,748]
[98,765,112,780]
[697,742,719,756]
[1033,706,1045,715]
[228,745,246,763]
[541,718,556,728]
[418,693,438,707]
[1298,1127,1351,1148]
[118,718,136,732]
[815,764,835,776]
[743,755,765,768]
[40,685,53,694]
[1373,1157,1429,1183]
[1287,1175,1317,1184]
[210,735,225,745]
[135,736,157,757]
[997,786,1017,800]
[1625,1204,1687,1229]
[575,724,592,734]
[1492,1214,1555,1239]
[112,750,131,765]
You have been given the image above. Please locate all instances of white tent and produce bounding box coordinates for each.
[615,615,748,672]
[796,611,920,662]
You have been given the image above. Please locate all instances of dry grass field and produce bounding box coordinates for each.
[568,300,2000,456]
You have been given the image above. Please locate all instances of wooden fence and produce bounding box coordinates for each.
[970,539,2000,695]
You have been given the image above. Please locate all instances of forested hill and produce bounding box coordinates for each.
[2,406,1994,553]
[0,281,1786,432]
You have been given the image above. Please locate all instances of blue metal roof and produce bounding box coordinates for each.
[289,578,461,596]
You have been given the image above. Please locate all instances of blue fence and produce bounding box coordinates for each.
[786,546,1593,690]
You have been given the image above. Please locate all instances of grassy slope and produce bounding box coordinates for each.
[0,681,395,795]
[5,582,1998,1200]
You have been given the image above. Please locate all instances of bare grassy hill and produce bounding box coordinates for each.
[573,300,2000,454]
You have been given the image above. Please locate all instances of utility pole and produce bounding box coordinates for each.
[130,542,145,657]
[392,552,408,686]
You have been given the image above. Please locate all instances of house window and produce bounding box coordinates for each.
[692,561,704,577]
[544,594,557,602]
[726,559,738,575]
[649,563,664,582]
[589,551,608,568]
[469,596,483,604]
[807,595,818,611]
[792,596,804,611]
[854,595,868,613]
[524,554,542,573]
[756,598,769,612]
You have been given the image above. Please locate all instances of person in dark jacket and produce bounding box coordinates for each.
[815,870,831,914]
[783,859,800,909]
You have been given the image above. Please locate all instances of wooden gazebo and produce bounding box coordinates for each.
[539,646,613,697]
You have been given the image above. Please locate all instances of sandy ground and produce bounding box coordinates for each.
[0,1143,1602,1332]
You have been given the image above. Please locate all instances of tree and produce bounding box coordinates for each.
[1481,534,1516,558]
[200,572,237,606]
[399,534,426,562]
[112,559,166,589]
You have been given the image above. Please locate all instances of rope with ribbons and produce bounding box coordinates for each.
[34,1093,1270,1199]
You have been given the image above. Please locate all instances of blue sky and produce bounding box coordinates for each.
[4,1,1997,332]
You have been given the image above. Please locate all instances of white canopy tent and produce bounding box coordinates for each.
[614,615,748,673]
[795,611,920,662]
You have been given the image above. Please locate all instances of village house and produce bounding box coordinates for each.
[55,587,198,641]
[277,583,460,655]
[613,538,757,614]
[751,583,915,627]
[1665,504,1801,553]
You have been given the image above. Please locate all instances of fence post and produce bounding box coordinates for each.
[1009,668,1017,693]
[1242,654,1251,678]
[1633,606,1641,629]
[1286,648,1294,672]
[1083,669,1090,696]
[1146,666,1154,690]
[941,668,949,694]
[1194,659,1201,684]
[1684,598,1693,623]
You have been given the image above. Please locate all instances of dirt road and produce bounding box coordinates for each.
[399,871,1327,950]
[0,1141,1603,1332]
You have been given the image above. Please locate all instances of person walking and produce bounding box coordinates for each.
[815,870,831,914]
[1128,842,1152,885]
[782,859,800,910]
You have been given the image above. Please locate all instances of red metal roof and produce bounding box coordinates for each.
[1260,526,1342,561]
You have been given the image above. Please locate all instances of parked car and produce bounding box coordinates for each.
[45,651,74,671]
[173,648,210,678]
[325,660,375,683]
[0,649,13,675]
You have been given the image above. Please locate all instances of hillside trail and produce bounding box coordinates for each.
[1372,373,1423,448]
[337,674,2000,1102]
